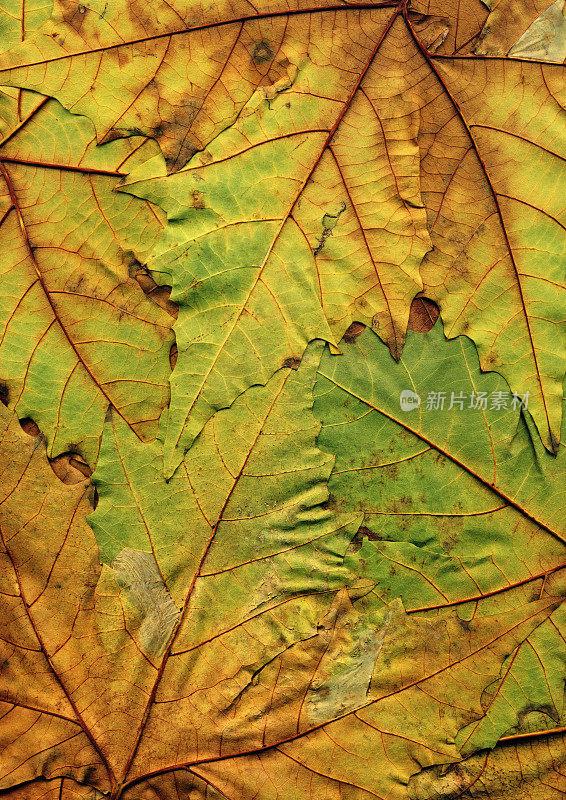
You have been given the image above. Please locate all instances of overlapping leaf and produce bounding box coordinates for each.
[121,9,564,467]
[1,1,564,457]
[416,52,565,453]
[410,731,566,799]
[314,321,565,545]
[0,0,392,170]
[476,0,566,61]
[0,347,356,791]
[123,9,436,474]
[2,332,564,799]
[0,94,175,463]
[0,0,564,798]
[313,320,566,764]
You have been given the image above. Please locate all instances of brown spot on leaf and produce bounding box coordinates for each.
[383,462,399,480]
[358,526,382,541]
[132,267,178,318]
[191,190,205,209]
[49,453,92,485]
[19,418,40,437]
[59,0,88,32]
[88,486,99,510]
[252,41,274,64]
[282,356,301,370]
[169,343,178,370]
[407,297,440,333]
[343,322,366,343]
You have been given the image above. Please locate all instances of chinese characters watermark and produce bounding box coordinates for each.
[399,390,529,412]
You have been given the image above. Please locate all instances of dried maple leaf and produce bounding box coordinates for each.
[0,0,392,171]
[315,321,565,543]
[0,1,564,458]
[117,7,563,468]
[0,1,564,798]
[1,333,564,800]
[0,91,176,463]
[410,731,566,798]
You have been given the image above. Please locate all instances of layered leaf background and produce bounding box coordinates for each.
[0,1,564,799]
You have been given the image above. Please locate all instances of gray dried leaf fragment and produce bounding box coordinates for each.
[509,0,566,61]
[112,548,180,658]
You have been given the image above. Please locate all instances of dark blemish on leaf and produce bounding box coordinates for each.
[282,356,301,370]
[285,102,291,108]
[350,525,382,552]
[252,41,275,64]
[49,453,92,485]
[343,322,366,343]
[407,297,440,334]
[19,418,40,437]
[61,0,88,32]
[68,274,85,293]
[99,128,124,145]
[156,111,200,171]
[314,201,346,256]
[383,462,399,480]
[0,384,9,406]
[123,250,143,276]
[88,486,99,509]
[132,265,178,318]
[169,343,178,370]
[358,525,382,541]
[191,190,205,209]
[371,314,380,329]
[321,493,346,513]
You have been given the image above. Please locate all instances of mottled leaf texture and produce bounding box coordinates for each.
[0,95,175,463]
[0,0,565,799]
[0,329,564,800]
[123,8,563,465]
[314,321,566,743]
[476,0,566,62]
[0,1,564,459]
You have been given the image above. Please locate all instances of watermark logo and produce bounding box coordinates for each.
[399,389,529,412]
[400,390,421,412]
